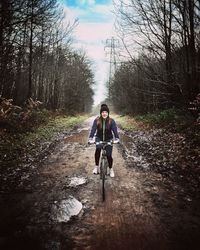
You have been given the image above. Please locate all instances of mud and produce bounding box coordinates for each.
[0,117,200,250]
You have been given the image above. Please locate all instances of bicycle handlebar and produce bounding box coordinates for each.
[96,141,112,146]
[88,140,119,145]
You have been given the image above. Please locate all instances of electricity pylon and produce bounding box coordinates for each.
[104,37,120,99]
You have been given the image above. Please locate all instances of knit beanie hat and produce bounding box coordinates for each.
[100,104,109,114]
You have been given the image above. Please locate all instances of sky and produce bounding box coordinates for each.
[60,0,117,105]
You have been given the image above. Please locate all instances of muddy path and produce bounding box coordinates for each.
[0,117,200,250]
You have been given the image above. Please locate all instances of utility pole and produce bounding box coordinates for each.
[104,37,120,99]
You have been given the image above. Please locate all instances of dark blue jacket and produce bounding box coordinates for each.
[89,116,119,141]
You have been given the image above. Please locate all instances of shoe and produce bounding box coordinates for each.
[110,168,115,178]
[93,166,100,174]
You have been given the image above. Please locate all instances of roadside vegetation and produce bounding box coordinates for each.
[0,104,88,167]
[115,108,198,132]
[115,108,200,198]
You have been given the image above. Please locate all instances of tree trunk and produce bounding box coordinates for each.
[28,0,33,99]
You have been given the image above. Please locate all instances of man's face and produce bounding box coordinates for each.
[101,111,108,119]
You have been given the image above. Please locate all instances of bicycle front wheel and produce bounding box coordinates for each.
[101,158,106,201]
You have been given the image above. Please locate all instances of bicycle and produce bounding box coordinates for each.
[89,140,119,202]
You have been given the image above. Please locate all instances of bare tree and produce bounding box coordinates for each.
[0,0,94,113]
[112,0,200,114]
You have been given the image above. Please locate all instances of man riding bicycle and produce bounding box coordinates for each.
[88,104,120,177]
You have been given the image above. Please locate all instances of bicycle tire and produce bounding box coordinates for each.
[101,158,106,201]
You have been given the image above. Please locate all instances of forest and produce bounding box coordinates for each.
[111,0,200,116]
[0,0,94,114]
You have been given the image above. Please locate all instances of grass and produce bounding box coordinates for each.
[0,114,88,164]
[114,108,195,131]
[113,114,141,131]
[22,115,87,142]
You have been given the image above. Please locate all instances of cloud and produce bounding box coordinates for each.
[61,0,116,105]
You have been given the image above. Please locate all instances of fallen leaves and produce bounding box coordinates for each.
[121,124,200,195]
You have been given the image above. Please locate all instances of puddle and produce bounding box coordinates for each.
[68,176,87,187]
[77,127,90,132]
[120,133,149,169]
[51,196,83,222]
[120,132,134,148]
[64,130,88,144]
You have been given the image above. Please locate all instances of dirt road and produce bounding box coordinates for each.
[0,117,200,250]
